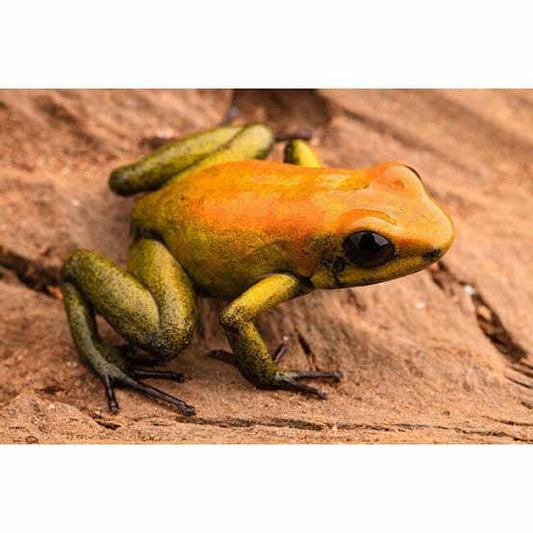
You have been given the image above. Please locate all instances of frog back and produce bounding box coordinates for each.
[131,160,370,298]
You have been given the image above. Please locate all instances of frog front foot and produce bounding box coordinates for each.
[269,340,343,399]
[209,342,343,400]
[208,337,292,366]
[268,369,343,399]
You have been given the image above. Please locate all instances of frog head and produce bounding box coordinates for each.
[309,163,454,289]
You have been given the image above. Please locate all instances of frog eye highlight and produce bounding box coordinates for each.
[342,231,396,268]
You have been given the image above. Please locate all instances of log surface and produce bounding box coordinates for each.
[0,89,532,443]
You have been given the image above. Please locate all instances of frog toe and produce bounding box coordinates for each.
[101,367,195,416]
[272,373,329,400]
[265,369,344,399]
[131,368,185,382]
[272,336,290,364]
[103,375,119,414]
[290,370,344,382]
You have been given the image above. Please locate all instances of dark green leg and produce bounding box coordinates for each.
[61,238,197,415]
[163,123,275,187]
[109,124,244,196]
[216,274,342,399]
[110,119,317,197]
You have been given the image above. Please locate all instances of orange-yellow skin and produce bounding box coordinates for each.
[132,159,454,299]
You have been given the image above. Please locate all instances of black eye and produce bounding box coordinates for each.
[342,231,396,268]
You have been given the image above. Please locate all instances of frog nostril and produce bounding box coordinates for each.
[331,256,346,274]
[423,248,442,261]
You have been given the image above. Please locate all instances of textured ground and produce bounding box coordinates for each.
[0,89,532,443]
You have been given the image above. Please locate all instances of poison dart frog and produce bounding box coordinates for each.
[61,118,454,415]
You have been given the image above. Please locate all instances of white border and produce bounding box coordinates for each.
[1,445,532,531]
[1,2,531,531]
[1,1,532,87]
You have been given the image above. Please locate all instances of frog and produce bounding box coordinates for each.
[61,116,454,416]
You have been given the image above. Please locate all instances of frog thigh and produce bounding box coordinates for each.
[61,238,197,415]
[109,124,244,196]
[163,123,275,187]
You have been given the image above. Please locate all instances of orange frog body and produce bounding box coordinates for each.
[61,123,455,415]
[132,159,454,298]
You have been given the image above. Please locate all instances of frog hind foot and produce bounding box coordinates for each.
[61,239,198,416]
[59,293,196,416]
[103,365,195,416]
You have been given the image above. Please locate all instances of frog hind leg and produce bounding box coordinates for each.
[113,120,277,196]
[111,116,317,197]
[162,122,276,187]
[213,274,343,399]
[161,123,320,188]
[109,124,244,196]
[61,238,197,415]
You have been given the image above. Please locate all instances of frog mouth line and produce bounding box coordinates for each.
[333,252,439,288]
[422,248,443,262]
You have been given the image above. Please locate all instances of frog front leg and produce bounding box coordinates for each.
[61,238,197,415]
[217,274,342,399]
[283,138,322,167]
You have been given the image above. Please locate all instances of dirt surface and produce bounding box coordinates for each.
[0,89,532,444]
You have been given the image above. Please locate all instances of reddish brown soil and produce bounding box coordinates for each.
[0,89,532,443]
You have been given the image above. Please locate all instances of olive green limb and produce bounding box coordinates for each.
[164,123,275,187]
[283,139,322,167]
[60,239,197,415]
[216,274,342,399]
[109,124,243,196]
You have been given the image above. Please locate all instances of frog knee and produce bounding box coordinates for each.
[61,249,102,281]
[155,319,195,360]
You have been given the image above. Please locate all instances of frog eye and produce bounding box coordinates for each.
[342,231,396,268]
